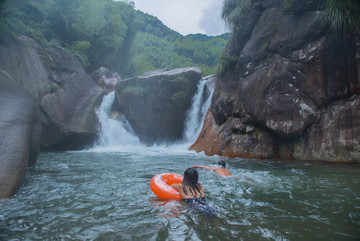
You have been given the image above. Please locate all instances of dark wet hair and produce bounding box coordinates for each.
[182,168,202,197]
[218,160,226,168]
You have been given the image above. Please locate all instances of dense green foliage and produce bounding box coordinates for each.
[132,11,229,76]
[0,0,228,77]
[0,0,138,74]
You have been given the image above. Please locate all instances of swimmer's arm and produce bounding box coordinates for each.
[192,165,216,170]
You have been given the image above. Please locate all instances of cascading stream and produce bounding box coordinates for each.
[182,77,214,144]
[93,77,214,150]
[93,91,142,151]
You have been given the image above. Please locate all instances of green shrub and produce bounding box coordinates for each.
[321,0,360,34]
[216,53,238,77]
[122,85,148,96]
[72,40,91,52]
[282,0,316,12]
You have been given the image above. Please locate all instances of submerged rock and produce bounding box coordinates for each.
[114,67,202,145]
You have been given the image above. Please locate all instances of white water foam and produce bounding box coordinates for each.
[183,77,214,144]
[89,77,214,153]
[91,92,143,152]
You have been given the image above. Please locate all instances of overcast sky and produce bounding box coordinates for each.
[133,0,228,36]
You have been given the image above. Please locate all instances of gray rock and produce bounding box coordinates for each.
[291,95,360,162]
[0,35,104,197]
[114,67,202,145]
[192,5,360,162]
[0,70,41,198]
[91,67,121,94]
[40,47,104,150]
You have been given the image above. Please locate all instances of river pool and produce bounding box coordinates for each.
[0,147,359,241]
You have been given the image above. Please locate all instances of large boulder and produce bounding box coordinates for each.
[114,67,202,145]
[0,35,54,98]
[0,70,41,198]
[0,35,104,151]
[190,110,274,158]
[39,47,104,150]
[191,6,360,162]
[0,35,103,197]
[91,67,121,94]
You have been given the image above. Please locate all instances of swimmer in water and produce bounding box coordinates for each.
[193,160,232,177]
[171,168,216,215]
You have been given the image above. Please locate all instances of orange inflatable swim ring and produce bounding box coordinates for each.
[150,173,183,200]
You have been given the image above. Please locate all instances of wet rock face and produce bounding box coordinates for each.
[0,70,40,198]
[39,47,104,151]
[291,95,360,162]
[192,6,360,162]
[0,35,104,197]
[114,67,202,145]
[189,111,275,158]
[0,35,104,151]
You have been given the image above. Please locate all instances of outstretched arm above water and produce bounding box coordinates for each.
[192,165,216,170]
[193,165,232,177]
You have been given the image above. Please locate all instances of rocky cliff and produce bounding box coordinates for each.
[0,36,103,198]
[190,5,360,162]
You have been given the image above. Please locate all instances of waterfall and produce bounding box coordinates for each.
[182,76,214,144]
[93,92,142,151]
[91,76,214,151]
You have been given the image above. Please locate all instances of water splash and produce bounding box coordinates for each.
[91,92,143,152]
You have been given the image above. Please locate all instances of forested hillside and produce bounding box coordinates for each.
[134,11,229,76]
[0,0,228,77]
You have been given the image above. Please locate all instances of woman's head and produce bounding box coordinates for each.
[218,160,226,168]
[184,167,198,184]
[182,168,201,197]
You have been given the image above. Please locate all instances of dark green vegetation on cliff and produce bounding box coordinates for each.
[0,0,228,77]
[217,0,360,75]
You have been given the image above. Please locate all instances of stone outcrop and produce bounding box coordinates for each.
[191,6,360,163]
[91,67,121,94]
[0,35,103,197]
[114,67,202,145]
[289,95,360,162]
[0,70,41,198]
[39,47,104,150]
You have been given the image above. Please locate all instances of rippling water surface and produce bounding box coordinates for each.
[1,148,359,241]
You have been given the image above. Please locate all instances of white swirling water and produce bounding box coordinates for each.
[92,77,213,153]
[0,79,359,240]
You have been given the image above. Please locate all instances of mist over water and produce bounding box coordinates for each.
[0,78,359,240]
